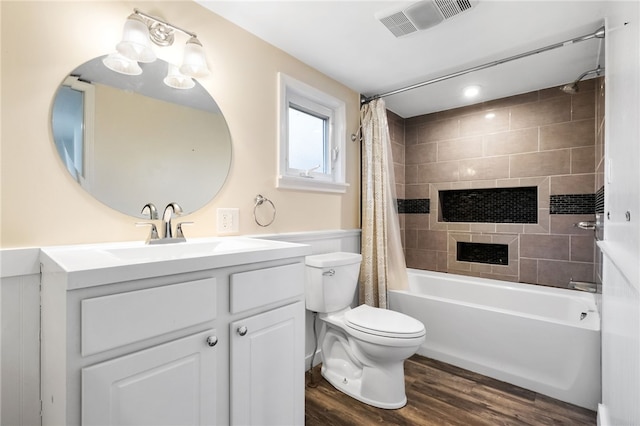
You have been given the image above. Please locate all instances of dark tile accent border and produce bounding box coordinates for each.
[439,187,537,223]
[550,194,595,215]
[595,187,604,214]
[457,242,509,265]
[398,199,430,214]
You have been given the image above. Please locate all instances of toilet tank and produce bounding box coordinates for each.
[305,252,362,313]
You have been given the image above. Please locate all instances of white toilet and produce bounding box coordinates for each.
[305,252,426,409]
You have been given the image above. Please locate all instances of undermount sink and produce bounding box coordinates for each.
[101,237,271,261]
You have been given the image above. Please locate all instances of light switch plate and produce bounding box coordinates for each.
[217,208,239,234]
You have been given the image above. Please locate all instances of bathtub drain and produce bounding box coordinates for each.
[580,312,587,320]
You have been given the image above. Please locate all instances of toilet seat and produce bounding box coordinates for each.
[344,305,425,339]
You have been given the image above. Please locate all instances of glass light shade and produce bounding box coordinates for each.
[102,52,142,75]
[164,64,195,89]
[116,14,157,63]
[179,37,209,78]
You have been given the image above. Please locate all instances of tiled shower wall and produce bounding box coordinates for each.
[389,79,602,288]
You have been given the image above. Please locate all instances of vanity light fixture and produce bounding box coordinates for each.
[180,37,209,78]
[116,13,157,63]
[104,8,210,88]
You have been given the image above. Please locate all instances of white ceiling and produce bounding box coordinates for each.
[198,1,608,118]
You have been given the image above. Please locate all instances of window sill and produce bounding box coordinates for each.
[277,175,349,194]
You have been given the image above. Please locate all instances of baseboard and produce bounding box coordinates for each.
[597,404,609,426]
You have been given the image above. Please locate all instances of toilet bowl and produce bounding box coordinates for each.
[305,252,426,409]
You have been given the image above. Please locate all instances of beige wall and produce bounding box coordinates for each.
[392,80,600,288]
[0,1,361,248]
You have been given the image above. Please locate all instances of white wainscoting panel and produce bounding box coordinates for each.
[259,229,361,256]
[1,248,41,426]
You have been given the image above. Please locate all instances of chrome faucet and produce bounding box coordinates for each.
[137,202,189,244]
[162,202,183,239]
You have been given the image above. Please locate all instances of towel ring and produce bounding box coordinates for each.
[254,194,276,227]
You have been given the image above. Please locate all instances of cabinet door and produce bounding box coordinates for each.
[82,330,218,426]
[230,302,304,426]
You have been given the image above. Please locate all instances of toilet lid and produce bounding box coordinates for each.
[344,305,425,338]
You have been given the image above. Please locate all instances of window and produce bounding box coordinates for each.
[277,73,348,193]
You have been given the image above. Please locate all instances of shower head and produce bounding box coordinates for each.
[561,67,604,94]
[561,82,579,94]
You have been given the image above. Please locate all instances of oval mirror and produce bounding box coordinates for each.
[51,55,232,218]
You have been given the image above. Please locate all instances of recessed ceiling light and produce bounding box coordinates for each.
[485,112,496,119]
[463,85,481,99]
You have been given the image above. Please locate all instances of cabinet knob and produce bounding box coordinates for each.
[237,326,248,336]
[206,336,218,347]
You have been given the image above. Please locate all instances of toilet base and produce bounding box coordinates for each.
[320,363,407,409]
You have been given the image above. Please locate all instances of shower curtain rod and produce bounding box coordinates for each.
[361,26,605,104]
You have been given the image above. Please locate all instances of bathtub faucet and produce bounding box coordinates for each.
[568,279,597,293]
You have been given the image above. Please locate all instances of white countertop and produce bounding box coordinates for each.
[40,237,311,289]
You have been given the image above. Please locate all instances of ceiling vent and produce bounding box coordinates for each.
[376,0,478,38]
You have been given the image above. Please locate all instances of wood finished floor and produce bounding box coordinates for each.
[305,355,596,425]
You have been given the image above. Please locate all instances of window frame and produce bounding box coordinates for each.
[277,73,349,193]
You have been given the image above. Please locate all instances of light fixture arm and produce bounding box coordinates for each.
[133,8,198,45]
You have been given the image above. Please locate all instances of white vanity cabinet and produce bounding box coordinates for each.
[40,238,310,426]
[229,264,305,425]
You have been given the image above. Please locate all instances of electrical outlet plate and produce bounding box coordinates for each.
[217,208,239,234]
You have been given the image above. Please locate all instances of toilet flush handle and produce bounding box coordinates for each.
[323,269,335,277]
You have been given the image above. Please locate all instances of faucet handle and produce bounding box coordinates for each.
[175,222,194,239]
[136,222,160,244]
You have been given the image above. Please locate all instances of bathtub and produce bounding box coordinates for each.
[388,269,601,410]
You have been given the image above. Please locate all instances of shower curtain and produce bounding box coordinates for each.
[359,98,408,308]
